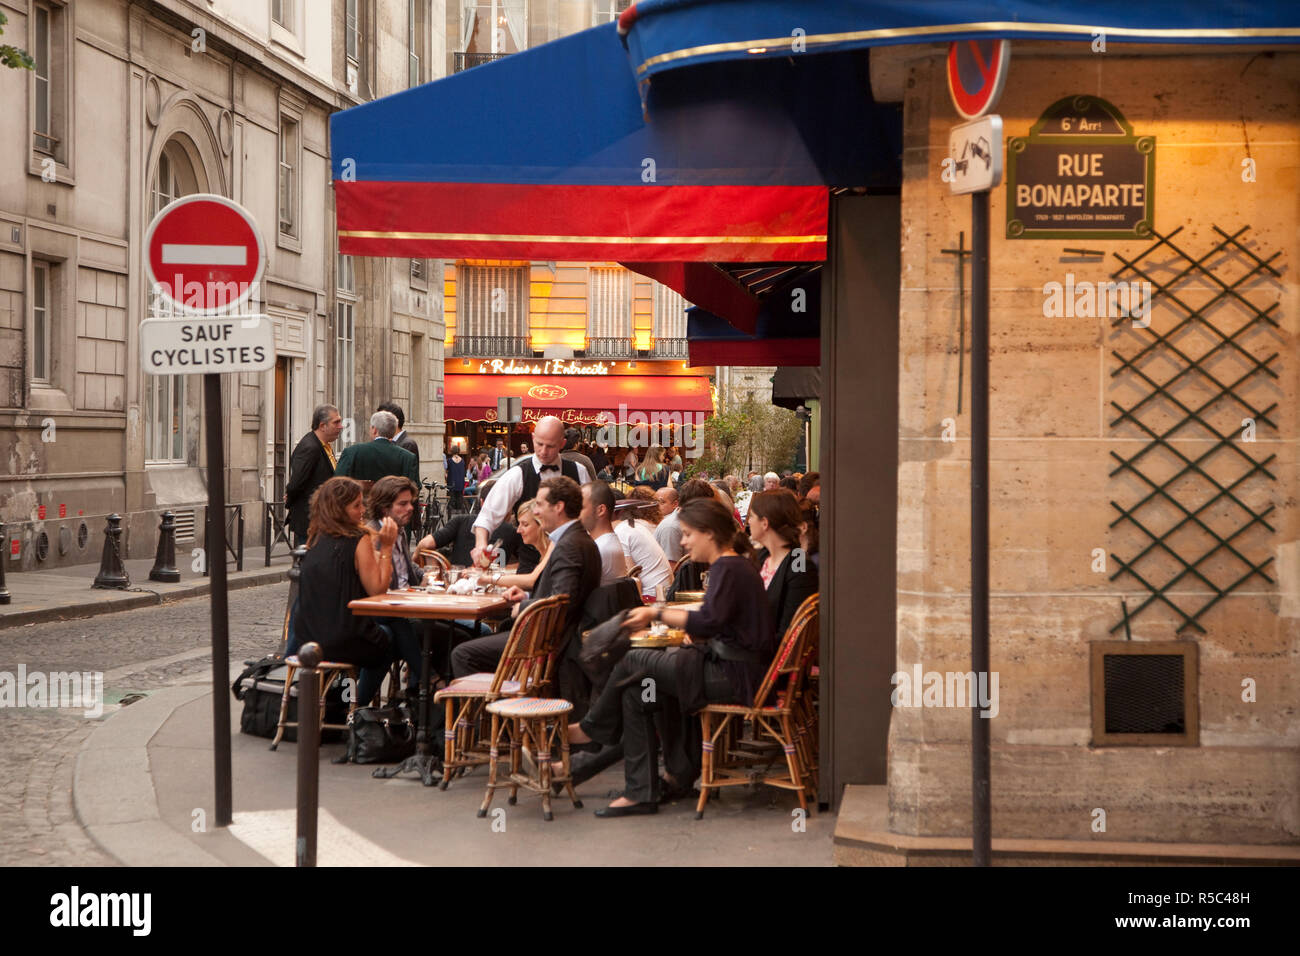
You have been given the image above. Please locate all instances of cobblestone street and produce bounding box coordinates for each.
[0,583,290,866]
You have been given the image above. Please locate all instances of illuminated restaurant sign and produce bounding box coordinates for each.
[477,359,612,375]
[1006,96,1154,240]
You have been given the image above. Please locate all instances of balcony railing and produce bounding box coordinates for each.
[584,337,635,359]
[453,52,508,73]
[451,335,529,358]
[651,338,688,358]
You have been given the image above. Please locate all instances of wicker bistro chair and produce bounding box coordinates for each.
[694,594,820,818]
[479,697,582,821]
[432,593,569,788]
[270,658,361,751]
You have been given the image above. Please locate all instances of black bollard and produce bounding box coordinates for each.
[0,522,10,605]
[295,640,322,868]
[92,514,130,590]
[148,511,181,583]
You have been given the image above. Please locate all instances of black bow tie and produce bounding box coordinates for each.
[540,464,560,473]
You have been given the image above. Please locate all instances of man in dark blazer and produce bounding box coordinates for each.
[450,476,600,678]
[334,410,420,485]
[379,401,420,461]
[284,404,342,546]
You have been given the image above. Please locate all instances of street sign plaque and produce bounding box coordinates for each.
[140,315,275,374]
[948,115,1003,195]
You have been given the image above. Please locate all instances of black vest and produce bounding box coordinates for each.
[517,456,580,505]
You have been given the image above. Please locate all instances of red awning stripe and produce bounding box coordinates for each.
[336,182,827,262]
[688,338,820,367]
[444,374,714,424]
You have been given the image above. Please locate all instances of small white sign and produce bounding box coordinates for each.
[141,315,275,374]
[948,115,1003,195]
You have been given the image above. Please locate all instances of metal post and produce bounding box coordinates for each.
[205,373,233,827]
[295,641,322,867]
[970,190,992,867]
[92,514,130,589]
[149,511,181,583]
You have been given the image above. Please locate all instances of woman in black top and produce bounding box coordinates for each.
[748,489,819,637]
[571,498,775,817]
[296,477,419,706]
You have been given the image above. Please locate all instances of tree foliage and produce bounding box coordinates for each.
[693,394,804,478]
[1,12,35,71]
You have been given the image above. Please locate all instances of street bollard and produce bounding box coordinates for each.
[0,522,9,605]
[92,514,130,590]
[295,640,322,868]
[148,511,181,583]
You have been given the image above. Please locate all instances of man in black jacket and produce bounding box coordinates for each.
[450,476,600,677]
[379,401,420,461]
[284,404,342,546]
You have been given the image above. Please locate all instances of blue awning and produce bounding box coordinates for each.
[620,0,1300,79]
[331,22,900,263]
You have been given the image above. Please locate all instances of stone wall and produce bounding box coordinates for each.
[890,44,1300,845]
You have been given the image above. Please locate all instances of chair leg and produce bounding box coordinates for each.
[695,711,714,819]
[780,714,808,814]
[439,698,456,790]
[559,719,582,810]
[270,663,297,751]
[538,721,554,821]
[507,722,520,805]
[477,713,501,818]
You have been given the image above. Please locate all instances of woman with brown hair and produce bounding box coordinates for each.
[634,444,669,490]
[297,476,418,706]
[570,497,775,816]
[747,489,819,637]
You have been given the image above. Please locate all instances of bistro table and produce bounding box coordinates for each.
[349,587,510,785]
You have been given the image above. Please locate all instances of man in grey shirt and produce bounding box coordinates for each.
[653,486,684,561]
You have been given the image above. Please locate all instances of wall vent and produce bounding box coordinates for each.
[1090,641,1198,746]
[172,510,197,544]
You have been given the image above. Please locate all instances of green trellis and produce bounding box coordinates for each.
[1108,226,1282,635]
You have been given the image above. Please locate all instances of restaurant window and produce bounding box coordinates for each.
[458,265,528,341]
[463,1,525,56]
[278,116,299,239]
[31,1,71,170]
[588,267,631,342]
[31,260,52,384]
[335,252,357,448]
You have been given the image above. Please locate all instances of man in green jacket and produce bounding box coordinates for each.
[334,410,419,485]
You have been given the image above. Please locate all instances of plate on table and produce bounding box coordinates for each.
[630,628,688,648]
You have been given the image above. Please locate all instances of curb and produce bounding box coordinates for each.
[0,567,289,631]
[74,683,227,867]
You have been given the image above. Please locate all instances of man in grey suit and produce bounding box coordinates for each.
[334,411,419,486]
[450,476,600,678]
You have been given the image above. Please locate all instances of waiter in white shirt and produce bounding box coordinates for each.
[471,415,591,566]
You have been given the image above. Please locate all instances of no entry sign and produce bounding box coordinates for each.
[144,194,265,314]
[948,40,1010,120]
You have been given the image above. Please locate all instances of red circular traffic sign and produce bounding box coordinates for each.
[144,194,265,314]
[947,40,1010,120]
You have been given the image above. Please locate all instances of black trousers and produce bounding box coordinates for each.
[579,649,734,804]
[450,630,510,678]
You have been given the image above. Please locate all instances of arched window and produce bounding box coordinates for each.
[145,139,204,463]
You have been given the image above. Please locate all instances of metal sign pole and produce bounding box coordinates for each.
[970,190,992,868]
[206,372,233,827]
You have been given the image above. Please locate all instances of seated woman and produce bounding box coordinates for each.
[747,490,819,637]
[478,499,552,591]
[569,497,775,816]
[296,476,421,706]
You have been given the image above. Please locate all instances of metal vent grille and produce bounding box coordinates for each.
[172,509,197,543]
[1103,654,1184,734]
[1090,641,1198,746]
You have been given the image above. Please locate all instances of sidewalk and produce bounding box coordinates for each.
[74,668,835,866]
[0,549,295,631]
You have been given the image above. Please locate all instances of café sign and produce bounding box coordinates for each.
[477,359,612,375]
[1006,96,1154,240]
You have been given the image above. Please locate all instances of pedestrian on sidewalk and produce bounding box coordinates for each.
[285,404,342,548]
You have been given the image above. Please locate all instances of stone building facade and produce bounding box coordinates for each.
[0,0,447,570]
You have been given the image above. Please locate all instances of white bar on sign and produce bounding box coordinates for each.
[161,243,247,266]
